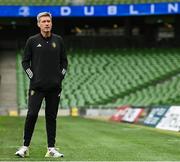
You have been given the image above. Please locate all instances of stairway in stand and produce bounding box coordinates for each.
[0,50,17,115]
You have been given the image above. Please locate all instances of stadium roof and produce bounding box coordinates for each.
[0,0,179,6]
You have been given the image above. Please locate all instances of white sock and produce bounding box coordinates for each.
[48,147,54,151]
[23,146,28,150]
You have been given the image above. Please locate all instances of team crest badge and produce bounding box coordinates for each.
[52,42,56,48]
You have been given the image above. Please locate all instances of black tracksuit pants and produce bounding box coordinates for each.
[23,88,61,147]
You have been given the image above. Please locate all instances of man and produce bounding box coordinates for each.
[15,12,68,158]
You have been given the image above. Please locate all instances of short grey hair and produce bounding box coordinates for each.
[37,12,52,22]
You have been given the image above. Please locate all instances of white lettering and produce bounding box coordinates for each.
[150,4,155,14]
[168,3,178,13]
[61,7,71,16]
[84,6,94,15]
[108,6,117,15]
[129,5,139,15]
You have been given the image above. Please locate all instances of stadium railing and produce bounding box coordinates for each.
[0,0,179,6]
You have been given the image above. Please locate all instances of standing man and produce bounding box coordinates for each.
[15,12,68,158]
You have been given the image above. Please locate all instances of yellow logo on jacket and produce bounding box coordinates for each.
[52,42,56,48]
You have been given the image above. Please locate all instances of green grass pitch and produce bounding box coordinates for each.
[0,116,180,161]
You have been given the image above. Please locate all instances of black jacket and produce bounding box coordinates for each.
[22,33,68,91]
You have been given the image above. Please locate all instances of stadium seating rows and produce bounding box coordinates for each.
[16,53,26,109]
[0,0,179,5]
[16,48,180,109]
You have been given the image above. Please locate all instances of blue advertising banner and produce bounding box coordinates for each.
[0,2,179,17]
[144,106,170,127]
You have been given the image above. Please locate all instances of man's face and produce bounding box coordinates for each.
[38,16,52,33]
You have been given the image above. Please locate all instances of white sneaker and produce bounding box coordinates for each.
[15,146,29,158]
[45,148,64,158]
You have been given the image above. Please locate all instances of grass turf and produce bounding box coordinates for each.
[0,116,180,161]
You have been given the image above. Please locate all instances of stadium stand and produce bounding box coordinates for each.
[0,0,179,5]
[0,51,17,110]
[16,53,26,109]
[16,48,180,109]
